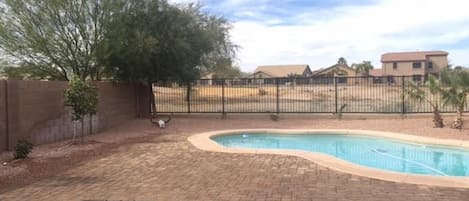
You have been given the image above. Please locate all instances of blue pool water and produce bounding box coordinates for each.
[212,133,469,176]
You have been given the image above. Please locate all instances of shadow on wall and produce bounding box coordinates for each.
[0,80,150,151]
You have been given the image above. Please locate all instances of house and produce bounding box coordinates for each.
[369,69,382,77]
[251,64,313,78]
[249,64,313,84]
[381,51,448,83]
[311,63,356,84]
[196,72,215,86]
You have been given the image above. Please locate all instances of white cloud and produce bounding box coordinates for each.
[229,0,469,72]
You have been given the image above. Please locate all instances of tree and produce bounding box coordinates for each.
[64,76,98,143]
[404,75,444,128]
[0,0,125,81]
[1,64,64,80]
[337,57,348,65]
[438,68,469,129]
[101,0,237,83]
[211,66,242,79]
[352,61,374,76]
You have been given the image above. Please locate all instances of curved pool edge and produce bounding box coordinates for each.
[187,129,469,188]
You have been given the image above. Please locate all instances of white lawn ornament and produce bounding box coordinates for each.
[158,119,166,128]
[155,116,171,129]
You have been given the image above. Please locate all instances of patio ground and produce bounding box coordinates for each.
[1,115,469,201]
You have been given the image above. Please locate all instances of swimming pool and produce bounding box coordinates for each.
[212,133,469,177]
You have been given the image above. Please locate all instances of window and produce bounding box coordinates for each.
[413,75,422,82]
[393,62,397,69]
[413,62,422,68]
[338,77,347,84]
[428,62,433,69]
[386,76,394,84]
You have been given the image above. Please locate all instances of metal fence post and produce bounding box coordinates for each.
[222,79,225,114]
[334,77,338,114]
[276,78,280,114]
[401,76,405,114]
[187,82,191,113]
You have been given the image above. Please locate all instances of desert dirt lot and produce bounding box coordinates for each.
[1,116,469,201]
[154,84,450,113]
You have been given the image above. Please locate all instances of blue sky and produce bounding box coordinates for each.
[172,0,469,72]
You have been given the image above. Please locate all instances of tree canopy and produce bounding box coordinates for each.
[352,61,374,76]
[0,0,124,80]
[0,0,238,82]
[337,57,348,66]
[102,1,237,83]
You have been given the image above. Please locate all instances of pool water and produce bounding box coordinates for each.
[212,133,469,176]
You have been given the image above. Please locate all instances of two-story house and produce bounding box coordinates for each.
[381,51,448,83]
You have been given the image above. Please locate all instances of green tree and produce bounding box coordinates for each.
[352,61,374,76]
[438,68,469,129]
[101,0,237,83]
[337,57,348,65]
[404,75,444,128]
[64,76,98,143]
[0,0,125,81]
[211,66,242,79]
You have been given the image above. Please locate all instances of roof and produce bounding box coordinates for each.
[312,63,354,76]
[381,51,448,62]
[200,72,214,79]
[369,69,382,77]
[254,64,310,77]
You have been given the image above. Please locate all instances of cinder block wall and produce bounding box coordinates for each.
[0,80,150,151]
[0,80,7,151]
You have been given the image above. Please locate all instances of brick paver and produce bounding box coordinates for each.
[1,117,469,201]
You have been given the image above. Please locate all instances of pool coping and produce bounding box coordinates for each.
[187,129,469,188]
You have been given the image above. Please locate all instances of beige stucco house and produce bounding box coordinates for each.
[251,64,313,78]
[381,51,448,83]
[311,63,356,84]
[249,64,313,84]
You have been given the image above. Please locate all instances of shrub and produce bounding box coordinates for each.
[64,76,98,142]
[14,140,33,159]
[258,88,268,96]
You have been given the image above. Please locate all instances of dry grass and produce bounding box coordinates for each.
[155,85,403,101]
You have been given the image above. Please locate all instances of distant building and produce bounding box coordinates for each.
[311,63,356,84]
[249,64,313,84]
[369,69,382,77]
[381,51,448,83]
[251,64,313,78]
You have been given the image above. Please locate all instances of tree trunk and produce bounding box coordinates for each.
[89,114,93,135]
[432,107,444,128]
[81,117,85,143]
[452,104,464,129]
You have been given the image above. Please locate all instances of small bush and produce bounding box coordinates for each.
[258,88,268,96]
[14,140,33,159]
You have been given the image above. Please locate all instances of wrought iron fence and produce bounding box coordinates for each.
[152,76,463,114]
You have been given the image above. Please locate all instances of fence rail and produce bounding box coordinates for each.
[152,76,465,114]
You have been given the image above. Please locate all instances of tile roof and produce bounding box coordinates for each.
[312,63,353,75]
[254,64,309,77]
[369,69,382,77]
[381,51,448,62]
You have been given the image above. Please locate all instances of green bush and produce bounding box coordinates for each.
[14,140,33,159]
[258,88,268,96]
[64,76,98,142]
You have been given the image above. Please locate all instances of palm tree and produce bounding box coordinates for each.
[352,61,374,76]
[438,68,469,129]
[404,75,443,128]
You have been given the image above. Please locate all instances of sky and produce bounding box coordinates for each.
[171,0,469,72]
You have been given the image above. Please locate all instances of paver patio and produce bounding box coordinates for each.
[1,116,469,201]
